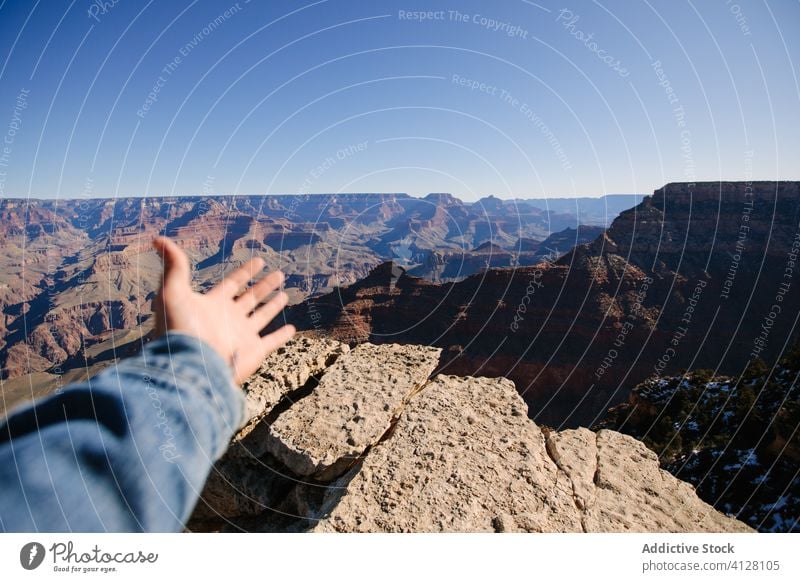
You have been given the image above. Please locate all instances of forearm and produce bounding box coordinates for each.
[0,332,245,532]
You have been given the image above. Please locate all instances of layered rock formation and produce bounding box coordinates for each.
[0,193,619,389]
[285,182,800,427]
[407,226,604,282]
[188,337,752,533]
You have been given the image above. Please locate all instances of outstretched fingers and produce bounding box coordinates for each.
[236,270,284,313]
[250,289,289,331]
[211,257,266,298]
[230,321,295,383]
[260,324,296,355]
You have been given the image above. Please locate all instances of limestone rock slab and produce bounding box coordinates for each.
[265,343,441,480]
[312,375,754,533]
[241,335,350,420]
[311,374,582,532]
[545,428,753,532]
[230,336,349,459]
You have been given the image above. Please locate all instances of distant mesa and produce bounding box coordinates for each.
[263,231,322,251]
[473,195,505,213]
[513,237,540,252]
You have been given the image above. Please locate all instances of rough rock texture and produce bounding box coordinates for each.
[547,429,751,532]
[229,336,351,460]
[191,456,293,520]
[241,336,350,420]
[311,375,580,532]
[313,376,750,533]
[264,343,441,479]
[189,339,753,533]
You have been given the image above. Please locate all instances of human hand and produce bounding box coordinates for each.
[151,236,295,384]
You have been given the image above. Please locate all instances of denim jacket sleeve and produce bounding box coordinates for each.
[0,331,246,532]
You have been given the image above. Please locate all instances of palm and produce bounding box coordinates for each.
[152,237,295,384]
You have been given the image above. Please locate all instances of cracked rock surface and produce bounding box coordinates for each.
[264,343,441,480]
[544,428,752,532]
[230,336,350,459]
[241,336,350,421]
[189,337,753,533]
[312,375,582,532]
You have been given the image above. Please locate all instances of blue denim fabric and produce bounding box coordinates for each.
[0,332,245,532]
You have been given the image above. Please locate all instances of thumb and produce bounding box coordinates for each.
[153,236,191,292]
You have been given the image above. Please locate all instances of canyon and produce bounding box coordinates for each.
[1,182,793,533]
[284,182,800,428]
[0,192,624,399]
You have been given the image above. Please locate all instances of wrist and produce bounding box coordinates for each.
[140,331,246,424]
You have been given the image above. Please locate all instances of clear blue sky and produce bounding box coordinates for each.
[0,0,797,200]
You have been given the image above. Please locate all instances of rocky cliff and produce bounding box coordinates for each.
[188,336,752,533]
[599,346,800,532]
[284,181,800,427]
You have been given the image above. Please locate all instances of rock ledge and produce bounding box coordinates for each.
[190,338,753,533]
